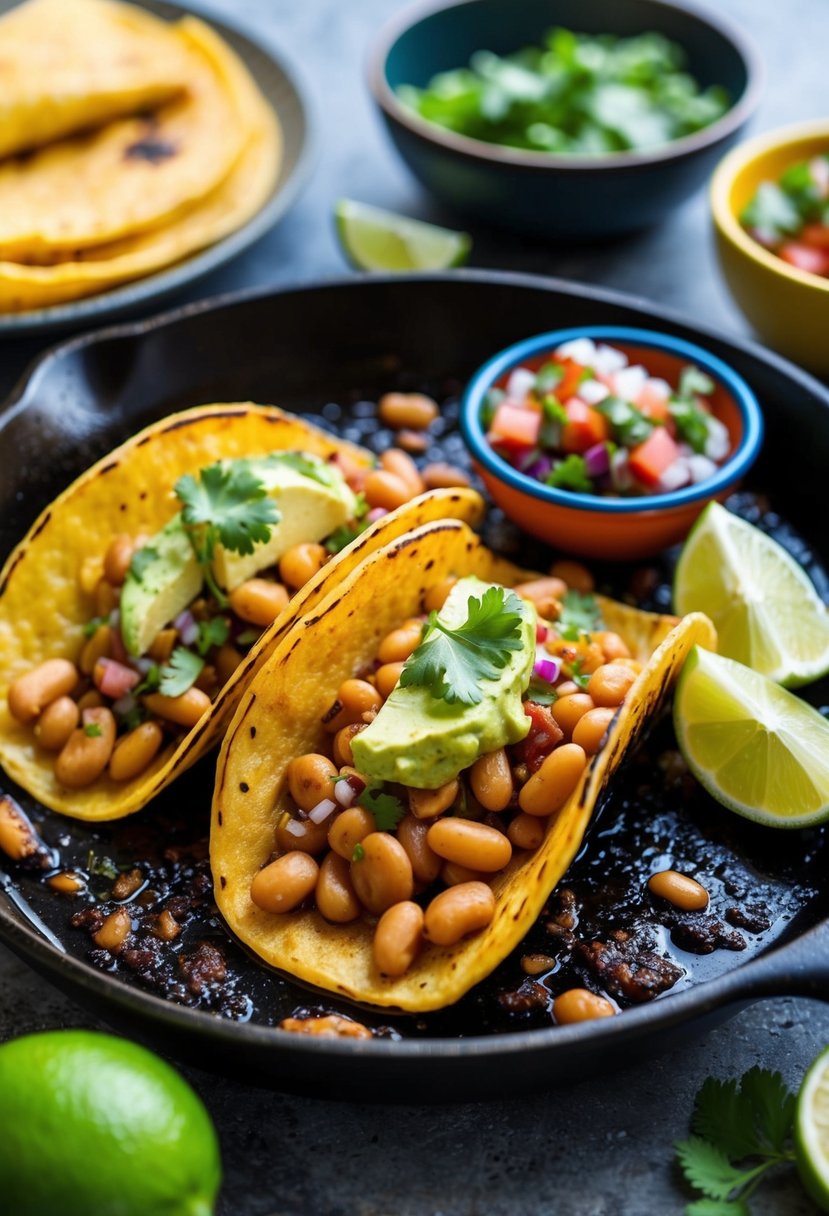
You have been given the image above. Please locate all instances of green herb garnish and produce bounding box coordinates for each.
[196,616,230,656]
[267,452,340,489]
[85,850,119,880]
[595,395,655,448]
[82,616,107,639]
[352,842,366,862]
[358,786,406,832]
[558,590,602,641]
[158,647,204,697]
[400,585,524,706]
[545,454,593,492]
[84,722,102,738]
[175,462,280,604]
[525,676,557,706]
[326,494,370,554]
[134,663,160,696]
[235,629,259,648]
[127,546,160,583]
[534,363,565,395]
[569,657,591,690]
[675,1068,797,1214]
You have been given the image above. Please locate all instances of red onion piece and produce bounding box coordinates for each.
[174,609,199,647]
[584,442,610,478]
[96,658,140,699]
[366,507,387,523]
[112,692,136,717]
[533,657,561,684]
[525,455,553,482]
[307,797,338,825]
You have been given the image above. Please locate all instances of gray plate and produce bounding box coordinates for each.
[0,0,313,336]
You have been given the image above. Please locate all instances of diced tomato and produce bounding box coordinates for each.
[515,701,564,774]
[779,241,829,277]
[560,398,610,454]
[629,427,681,487]
[636,380,671,422]
[552,359,589,402]
[94,658,140,699]
[488,403,541,448]
[800,224,829,250]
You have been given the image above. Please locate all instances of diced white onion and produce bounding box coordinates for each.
[592,343,628,375]
[578,378,610,405]
[687,454,718,483]
[704,416,731,461]
[656,459,691,493]
[555,338,598,366]
[506,367,537,401]
[613,365,648,401]
[307,797,338,825]
[811,155,829,199]
[285,817,307,837]
[611,447,632,491]
[334,780,357,809]
[644,377,672,401]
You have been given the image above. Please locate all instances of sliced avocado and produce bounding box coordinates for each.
[211,454,357,592]
[351,577,535,789]
[120,516,201,657]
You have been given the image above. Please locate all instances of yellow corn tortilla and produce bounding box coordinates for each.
[0,0,194,158]
[0,16,251,262]
[211,519,716,1012]
[0,402,485,820]
[0,18,282,313]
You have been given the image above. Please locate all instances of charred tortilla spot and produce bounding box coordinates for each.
[97,459,120,475]
[239,782,249,793]
[220,875,227,889]
[217,811,223,826]
[424,559,434,571]
[124,137,179,164]
[29,510,52,540]
[250,726,256,739]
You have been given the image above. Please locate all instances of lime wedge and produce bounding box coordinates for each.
[334,199,471,271]
[674,645,829,828]
[674,501,829,687]
[797,1045,829,1211]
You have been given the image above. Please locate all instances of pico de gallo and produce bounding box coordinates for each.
[482,338,731,497]
[740,152,829,279]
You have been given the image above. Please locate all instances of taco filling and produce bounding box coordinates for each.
[0,402,484,820]
[212,519,715,1011]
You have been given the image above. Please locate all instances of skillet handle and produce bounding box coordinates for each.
[716,919,829,1003]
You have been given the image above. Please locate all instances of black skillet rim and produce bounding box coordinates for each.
[0,268,827,1066]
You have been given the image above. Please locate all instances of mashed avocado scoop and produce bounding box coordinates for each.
[352,577,535,789]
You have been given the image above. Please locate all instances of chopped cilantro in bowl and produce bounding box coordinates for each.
[397,27,729,158]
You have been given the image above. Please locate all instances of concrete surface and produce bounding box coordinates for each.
[2,0,828,1213]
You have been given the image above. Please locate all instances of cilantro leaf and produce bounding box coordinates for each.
[595,395,655,447]
[196,616,230,656]
[669,397,711,454]
[691,1078,760,1162]
[158,647,204,697]
[175,462,280,558]
[134,663,160,696]
[686,1201,751,1216]
[352,842,366,862]
[739,1067,796,1155]
[546,454,593,492]
[83,615,107,639]
[268,451,340,489]
[128,546,159,583]
[86,850,119,880]
[679,366,714,398]
[525,675,557,705]
[358,786,405,832]
[400,585,525,706]
[558,590,602,641]
[235,628,259,648]
[675,1138,747,1201]
[534,362,564,395]
[540,394,568,447]
[84,722,102,738]
[569,657,591,689]
[740,181,803,242]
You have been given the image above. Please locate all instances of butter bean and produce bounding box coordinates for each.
[8,659,77,724]
[424,882,495,946]
[250,852,319,913]
[518,743,586,818]
[427,818,512,873]
[373,900,424,976]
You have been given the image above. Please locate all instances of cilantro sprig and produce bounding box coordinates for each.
[158,646,204,697]
[174,462,280,604]
[400,585,525,706]
[196,616,230,656]
[357,785,405,832]
[558,590,602,641]
[675,1068,797,1214]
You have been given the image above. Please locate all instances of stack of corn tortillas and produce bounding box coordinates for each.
[0,0,282,312]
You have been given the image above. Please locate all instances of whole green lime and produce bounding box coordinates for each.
[0,1029,221,1216]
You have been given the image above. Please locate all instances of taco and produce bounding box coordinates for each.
[211,519,716,1012]
[0,403,484,821]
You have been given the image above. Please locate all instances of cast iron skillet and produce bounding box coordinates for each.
[0,272,827,1101]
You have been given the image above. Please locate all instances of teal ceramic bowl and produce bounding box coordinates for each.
[368,0,762,239]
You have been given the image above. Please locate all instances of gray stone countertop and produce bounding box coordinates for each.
[2,0,828,1212]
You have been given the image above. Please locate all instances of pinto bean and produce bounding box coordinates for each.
[350,832,413,915]
[553,988,615,1024]
[93,907,132,953]
[328,807,375,860]
[374,662,404,700]
[148,629,178,664]
[8,659,78,724]
[513,578,567,619]
[507,813,545,851]
[421,463,471,490]
[378,391,438,431]
[279,543,327,590]
[587,663,637,708]
[571,707,616,755]
[108,721,163,782]
[324,679,383,732]
[424,882,495,946]
[518,743,586,818]
[396,814,442,884]
[380,449,425,496]
[315,851,362,922]
[377,619,423,664]
[143,687,211,728]
[427,818,512,873]
[423,578,458,614]
[288,753,338,812]
[548,560,595,594]
[648,870,709,911]
[363,470,413,512]
[33,696,79,751]
[103,534,136,587]
[373,901,424,976]
[250,852,319,913]
[54,706,116,788]
[469,748,513,812]
[275,813,331,855]
[408,779,459,820]
[229,579,289,627]
[551,693,595,738]
[79,624,112,675]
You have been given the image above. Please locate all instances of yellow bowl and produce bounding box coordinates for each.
[711,120,829,376]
